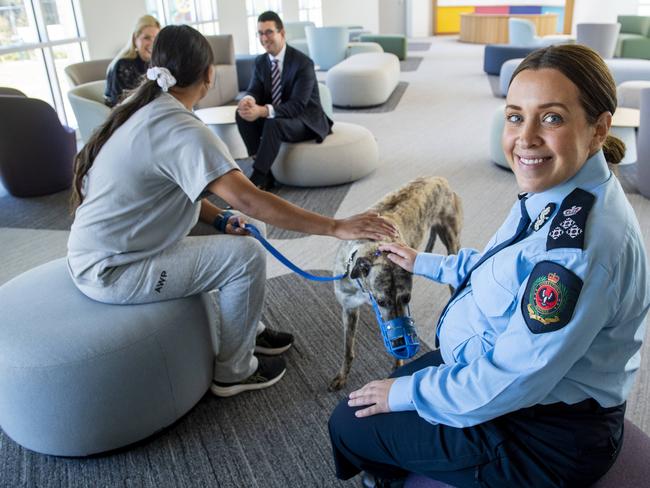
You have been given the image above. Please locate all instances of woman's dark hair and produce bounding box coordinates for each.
[71,24,214,209]
[509,44,625,165]
[257,10,283,30]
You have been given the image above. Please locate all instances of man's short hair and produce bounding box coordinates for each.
[257,11,283,31]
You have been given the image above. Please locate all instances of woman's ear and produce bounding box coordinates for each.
[592,111,612,150]
[205,65,215,88]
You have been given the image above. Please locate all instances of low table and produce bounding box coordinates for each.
[611,107,639,165]
[194,105,248,159]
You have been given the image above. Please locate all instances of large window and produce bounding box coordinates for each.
[298,0,321,26]
[246,0,281,54]
[146,0,220,35]
[0,0,87,127]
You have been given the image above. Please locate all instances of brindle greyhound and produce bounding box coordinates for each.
[329,176,462,391]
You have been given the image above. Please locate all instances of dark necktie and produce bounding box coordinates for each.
[270,59,282,107]
[435,196,531,346]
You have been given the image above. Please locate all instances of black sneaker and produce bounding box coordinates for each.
[255,328,294,355]
[210,355,286,397]
[249,168,276,191]
[361,472,405,488]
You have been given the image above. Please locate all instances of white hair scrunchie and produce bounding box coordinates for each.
[146,66,177,92]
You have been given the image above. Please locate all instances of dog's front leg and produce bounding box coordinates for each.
[328,307,360,391]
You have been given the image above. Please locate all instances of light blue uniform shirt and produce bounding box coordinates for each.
[389,151,649,427]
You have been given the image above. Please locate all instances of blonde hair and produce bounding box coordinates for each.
[107,15,161,73]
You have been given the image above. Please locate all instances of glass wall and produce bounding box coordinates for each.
[146,0,220,35]
[298,0,321,26]
[246,0,281,54]
[0,0,87,127]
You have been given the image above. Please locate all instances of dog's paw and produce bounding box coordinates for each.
[328,375,347,392]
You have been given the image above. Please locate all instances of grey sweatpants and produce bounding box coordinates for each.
[74,217,267,383]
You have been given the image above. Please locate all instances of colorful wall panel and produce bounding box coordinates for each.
[437,6,475,34]
[436,4,565,35]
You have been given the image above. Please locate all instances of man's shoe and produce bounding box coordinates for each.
[210,355,286,397]
[249,168,276,191]
[255,327,294,355]
[360,472,405,488]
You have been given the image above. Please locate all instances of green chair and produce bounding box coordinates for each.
[359,34,407,60]
[616,15,650,59]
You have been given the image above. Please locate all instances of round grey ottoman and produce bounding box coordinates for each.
[617,80,650,109]
[489,105,510,169]
[0,258,213,456]
[326,52,400,107]
[271,121,380,187]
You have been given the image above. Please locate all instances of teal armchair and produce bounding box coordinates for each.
[616,15,650,59]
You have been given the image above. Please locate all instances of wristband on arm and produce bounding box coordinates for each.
[213,211,234,233]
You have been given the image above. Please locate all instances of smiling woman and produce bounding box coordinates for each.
[503,44,626,193]
[328,44,650,488]
[104,14,161,107]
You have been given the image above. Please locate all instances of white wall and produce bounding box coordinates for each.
[322,0,380,33]
[282,0,300,22]
[379,0,406,35]
[406,0,431,37]
[79,0,147,59]
[572,0,639,33]
[216,0,249,54]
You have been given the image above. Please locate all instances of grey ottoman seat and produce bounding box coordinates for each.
[326,52,400,108]
[483,44,536,76]
[0,258,213,456]
[489,105,510,169]
[618,80,650,109]
[271,121,379,187]
[403,418,650,488]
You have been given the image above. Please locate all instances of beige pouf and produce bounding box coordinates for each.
[326,52,400,107]
[271,122,379,187]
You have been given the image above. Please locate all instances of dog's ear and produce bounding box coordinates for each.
[350,257,372,279]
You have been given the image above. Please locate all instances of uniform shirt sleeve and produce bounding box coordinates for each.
[413,248,482,288]
[389,253,617,427]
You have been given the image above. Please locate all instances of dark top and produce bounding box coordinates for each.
[104,56,147,107]
[246,44,333,141]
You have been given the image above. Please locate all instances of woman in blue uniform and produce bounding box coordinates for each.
[328,44,650,487]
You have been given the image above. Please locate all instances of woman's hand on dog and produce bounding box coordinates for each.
[348,378,396,417]
[333,212,398,241]
[379,243,418,272]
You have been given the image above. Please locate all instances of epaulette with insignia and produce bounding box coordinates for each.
[546,188,595,250]
[522,261,583,334]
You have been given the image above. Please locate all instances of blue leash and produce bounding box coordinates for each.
[241,223,346,282]
[236,222,419,359]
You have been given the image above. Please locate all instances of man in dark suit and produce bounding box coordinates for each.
[236,10,333,191]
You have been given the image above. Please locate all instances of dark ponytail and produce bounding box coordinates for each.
[509,44,626,165]
[71,24,214,210]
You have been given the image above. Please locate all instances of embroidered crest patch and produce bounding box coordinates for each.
[522,261,583,334]
[533,203,557,232]
[546,188,595,250]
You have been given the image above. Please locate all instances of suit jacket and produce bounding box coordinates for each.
[246,44,333,141]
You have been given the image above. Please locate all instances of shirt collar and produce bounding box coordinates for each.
[523,150,611,223]
[268,43,287,65]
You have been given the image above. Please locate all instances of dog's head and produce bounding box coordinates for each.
[347,244,413,320]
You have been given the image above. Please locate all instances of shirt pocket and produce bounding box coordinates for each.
[470,262,518,322]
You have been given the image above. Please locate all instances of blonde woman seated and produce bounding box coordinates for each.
[105,15,161,107]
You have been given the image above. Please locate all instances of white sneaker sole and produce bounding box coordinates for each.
[210,369,286,397]
[254,343,292,355]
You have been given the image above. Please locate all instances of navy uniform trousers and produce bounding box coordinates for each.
[328,350,625,487]
[235,113,315,175]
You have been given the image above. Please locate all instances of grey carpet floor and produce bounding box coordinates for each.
[400,56,422,72]
[0,271,430,488]
[333,82,408,113]
[408,42,431,51]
